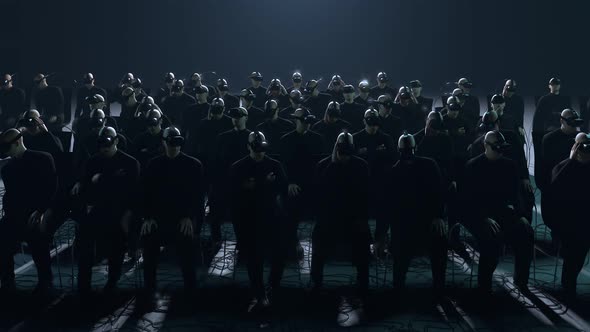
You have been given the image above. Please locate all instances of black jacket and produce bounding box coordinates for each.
[142,153,205,222]
[1,150,57,218]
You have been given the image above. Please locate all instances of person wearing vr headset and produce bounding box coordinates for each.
[312,101,351,153]
[211,106,251,244]
[501,80,525,137]
[302,80,332,119]
[229,131,288,312]
[119,87,142,135]
[140,126,204,302]
[248,72,267,109]
[324,75,345,103]
[533,78,571,166]
[312,132,371,298]
[184,85,211,136]
[74,94,118,142]
[470,111,534,223]
[266,79,290,110]
[0,129,58,297]
[414,111,456,197]
[391,88,424,135]
[444,96,473,158]
[75,126,140,297]
[410,80,433,117]
[240,88,265,130]
[340,85,365,132]
[461,131,533,294]
[161,79,195,128]
[215,78,240,110]
[354,80,371,108]
[186,73,216,102]
[155,72,177,106]
[455,78,480,131]
[17,110,64,159]
[256,99,294,155]
[287,72,303,94]
[353,109,396,232]
[72,109,129,197]
[376,95,402,141]
[469,111,531,193]
[132,109,166,168]
[369,72,396,100]
[0,74,26,130]
[535,109,583,238]
[547,132,590,301]
[114,73,136,104]
[279,89,305,119]
[279,108,324,260]
[31,73,64,133]
[375,133,447,296]
[75,73,108,119]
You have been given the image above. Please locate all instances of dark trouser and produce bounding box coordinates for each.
[207,182,226,243]
[282,188,313,257]
[141,220,200,292]
[560,236,590,296]
[311,222,370,293]
[234,213,286,299]
[0,216,53,288]
[464,212,533,290]
[391,222,448,291]
[77,209,127,292]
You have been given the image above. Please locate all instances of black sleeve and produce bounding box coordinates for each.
[37,154,58,212]
[532,97,546,133]
[189,160,205,222]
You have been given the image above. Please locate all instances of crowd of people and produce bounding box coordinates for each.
[0,71,588,314]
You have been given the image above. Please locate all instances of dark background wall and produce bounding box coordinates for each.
[2,0,588,96]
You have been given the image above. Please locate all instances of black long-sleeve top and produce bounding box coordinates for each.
[533,93,571,134]
[215,128,252,179]
[392,103,425,135]
[188,116,233,161]
[340,102,366,132]
[132,130,164,168]
[279,130,325,187]
[303,93,332,119]
[369,85,396,100]
[183,103,210,136]
[535,129,576,191]
[245,106,266,131]
[33,86,64,118]
[23,131,64,158]
[443,114,474,161]
[80,150,139,212]
[312,119,351,154]
[548,159,590,237]
[256,118,295,155]
[161,93,195,127]
[462,95,481,131]
[379,156,444,231]
[352,129,397,177]
[248,86,268,109]
[504,94,525,130]
[461,154,520,223]
[0,87,26,120]
[315,155,369,225]
[468,130,528,181]
[1,150,57,218]
[229,155,287,220]
[415,130,455,184]
[142,153,204,222]
[379,114,402,141]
